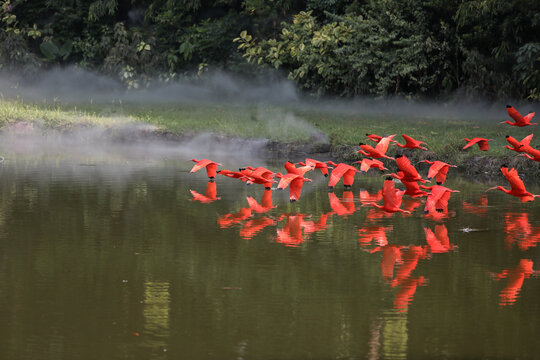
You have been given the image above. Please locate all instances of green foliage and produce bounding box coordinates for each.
[236,2,452,97]
[40,39,73,61]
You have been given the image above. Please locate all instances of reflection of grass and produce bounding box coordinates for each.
[0,99,534,159]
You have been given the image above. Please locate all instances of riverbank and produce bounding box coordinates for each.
[0,99,537,180]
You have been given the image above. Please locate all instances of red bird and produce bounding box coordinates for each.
[190,158,222,178]
[420,160,457,184]
[357,134,396,160]
[297,158,332,177]
[395,134,428,150]
[520,145,540,162]
[354,158,387,173]
[386,155,425,183]
[284,160,313,176]
[486,165,539,202]
[401,179,429,198]
[326,161,360,189]
[502,105,537,127]
[422,184,459,214]
[505,134,533,153]
[368,177,411,214]
[462,138,492,151]
[276,173,312,202]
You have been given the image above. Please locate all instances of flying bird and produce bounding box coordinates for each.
[486,165,539,202]
[276,173,312,202]
[519,145,540,162]
[420,160,457,184]
[326,161,360,189]
[395,134,428,150]
[386,155,425,183]
[284,160,313,176]
[502,105,537,127]
[357,134,396,160]
[190,158,222,178]
[504,134,533,153]
[354,158,387,173]
[462,137,492,151]
[368,177,411,214]
[422,184,459,214]
[297,158,332,177]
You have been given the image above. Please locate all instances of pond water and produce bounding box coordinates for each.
[0,157,538,360]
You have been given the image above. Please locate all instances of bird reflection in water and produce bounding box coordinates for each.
[503,213,540,251]
[493,259,539,306]
[462,194,489,216]
[370,244,403,282]
[328,191,355,216]
[424,224,456,254]
[190,180,221,203]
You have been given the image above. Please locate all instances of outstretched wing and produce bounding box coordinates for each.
[503,167,527,194]
[375,135,396,155]
[190,159,212,173]
[328,164,348,187]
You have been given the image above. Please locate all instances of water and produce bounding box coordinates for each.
[0,159,538,359]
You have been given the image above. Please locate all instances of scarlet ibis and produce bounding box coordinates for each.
[276,214,306,247]
[190,180,221,203]
[276,173,312,202]
[366,133,384,143]
[502,105,537,127]
[326,161,360,189]
[357,134,396,160]
[368,177,411,214]
[401,179,429,198]
[297,158,332,177]
[284,160,313,176]
[395,134,428,150]
[386,155,425,183]
[486,165,539,202]
[462,138,492,151]
[359,189,383,204]
[422,184,459,214]
[354,158,387,173]
[520,145,540,162]
[505,134,533,153]
[420,160,457,184]
[190,158,222,178]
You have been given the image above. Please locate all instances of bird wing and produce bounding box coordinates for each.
[328,164,348,187]
[503,167,527,194]
[382,180,401,209]
[190,159,212,173]
[523,112,535,124]
[360,159,374,172]
[462,138,480,149]
[507,106,525,124]
[478,139,490,151]
[427,161,445,179]
[375,135,396,154]
[402,134,420,147]
[277,174,299,189]
[520,134,534,146]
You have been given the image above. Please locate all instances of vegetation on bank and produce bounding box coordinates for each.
[1,99,537,173]
[1,0,539,100]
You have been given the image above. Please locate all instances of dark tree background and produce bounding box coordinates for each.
[1,0,539,99]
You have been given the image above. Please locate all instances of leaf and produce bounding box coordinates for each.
[40,41,59,60]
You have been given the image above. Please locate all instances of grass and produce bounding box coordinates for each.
[0,98,537,165]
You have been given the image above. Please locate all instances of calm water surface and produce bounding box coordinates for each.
[0,158,539,360]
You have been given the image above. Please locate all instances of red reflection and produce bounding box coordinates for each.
[370,244,403,281]
[494,259,536,306]
[391,245,427,288]
[503,213,540,251]
[462,194,488,216]
[239,217,276,239]
[246,190,275,213]
[190,181,221,203]
[424,224,456,253]
[328,191,356,216]
[303,213,332,235]
[358,226,393,247]
[276,214,305,247]
[359,189,383,204]
[217,207,252,228]
[393,276,427,313]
